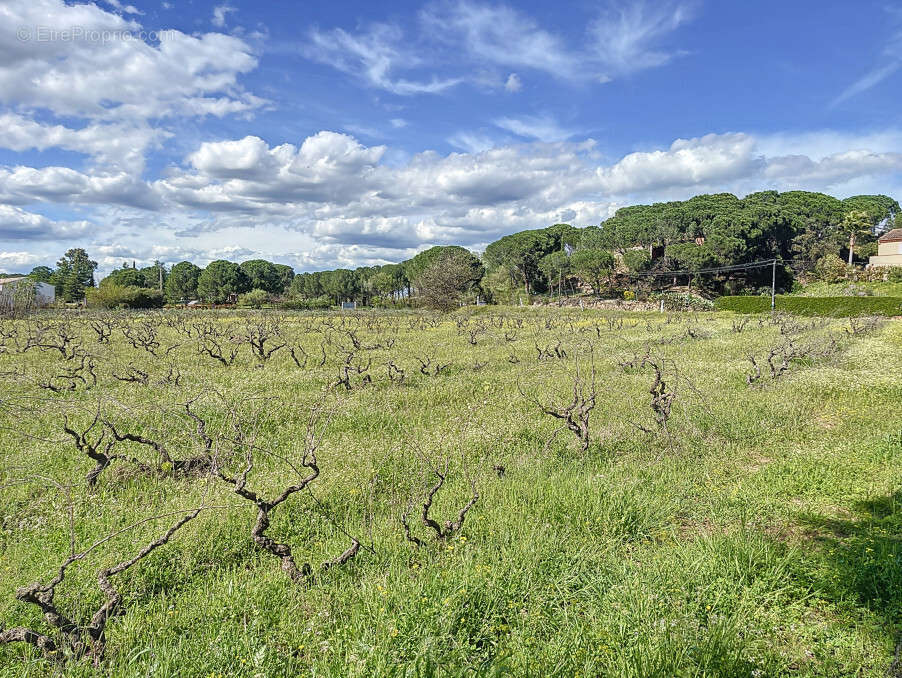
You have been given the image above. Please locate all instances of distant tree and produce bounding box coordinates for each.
[289,272,311,298]
[664,242,718,271]
[165,261,202,303]
[383,263,408,299]
[86,285,164,309]
[483,230,554,294]
[273,264,295,294]
[840,210,872,265]
[405,246,474,287]
[480,268,517,305]
[54,248,97,302]
[577,226,608,250]
[570,248,614,296]
[538,250,570,297]
[239,288,270,308]
[544,223,580,250]
[27,266,54,283]
[139,261,168,291]
[370,271,397,299]
[101,267,145,288]
[354,266,379,305]
[413,248,484,311]
[197,260,250,303]
[813,254,848,283]
[320,269,357,304]
[841,194,900,226]
[290,271,326,299]
[622,249,651,273]
[240,260,282,294]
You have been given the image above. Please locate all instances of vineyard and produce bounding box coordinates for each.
[0,308,900,677]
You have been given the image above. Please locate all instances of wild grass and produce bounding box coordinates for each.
[0,308,900,677]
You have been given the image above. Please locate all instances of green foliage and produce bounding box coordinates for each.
[238,288,270,308]
[86,284,164,309]
[483,228,558,294]
[27,266,54,283]
[289,271,323,299]
[840,210,874,264]
[714,295,902,316]
[570,248,614,295]
[887,268,902,283]
[841,194,901,225]
[1,308,901,675]
[665,242,718,271]
[412,248,484,311]
[102,267,146,288]
[650,291,715,311]
[197,260,250,303]
[240,260,286,294]
[596,191,899,289]
[274,263,295,292]
[140,261,168,289]
[813,254,849,283]
[369,271,396,298]
[405,246,476,285]
[857,241,879,259]
[54,247,98,302]
[538,250,570,294]
[320,269,358,303]
[794,279,902,297]
[480,267,518,304]
[165,261,202,303]
[622,249,651,273]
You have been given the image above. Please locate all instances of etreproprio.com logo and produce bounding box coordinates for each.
[16,25,178,43]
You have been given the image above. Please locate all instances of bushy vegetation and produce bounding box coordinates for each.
[0,307,900,676]
[793,280,902,298]
[86,284,165,309]
[27,190,900,309]
[715,295,902,316]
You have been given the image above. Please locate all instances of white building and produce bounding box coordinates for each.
[869,229,902,268]
[0,277,56,307]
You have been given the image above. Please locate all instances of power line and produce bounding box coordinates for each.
[629,258,779,278]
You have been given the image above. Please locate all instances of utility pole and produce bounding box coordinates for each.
[771,259,777,311]
[158,262,163,293]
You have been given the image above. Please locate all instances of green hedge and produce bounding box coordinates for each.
[715,295,902,316]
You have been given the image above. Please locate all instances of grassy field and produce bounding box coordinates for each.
[0,308,900,677]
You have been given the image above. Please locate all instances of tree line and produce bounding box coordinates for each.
[19,190,899,309]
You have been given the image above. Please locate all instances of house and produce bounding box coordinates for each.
[0,277,56,307]
[869,229,902,268]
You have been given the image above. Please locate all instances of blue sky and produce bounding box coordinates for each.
[1,0,901,276]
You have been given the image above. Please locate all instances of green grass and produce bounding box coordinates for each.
[0,308,900,677]
[793,281,902,298]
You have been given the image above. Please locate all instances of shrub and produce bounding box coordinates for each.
[813,254,848,283]
[888,267,902,283]
[238,288,270,308]
[715,295,902,316]
[622,249,651,273]
[86,285,164,309]
[413,249,484,311]
[854,267,885,283]
[650,291,714,311]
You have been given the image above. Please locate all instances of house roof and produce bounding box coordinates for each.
[0,276,26,284]
[878,228,902,243]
